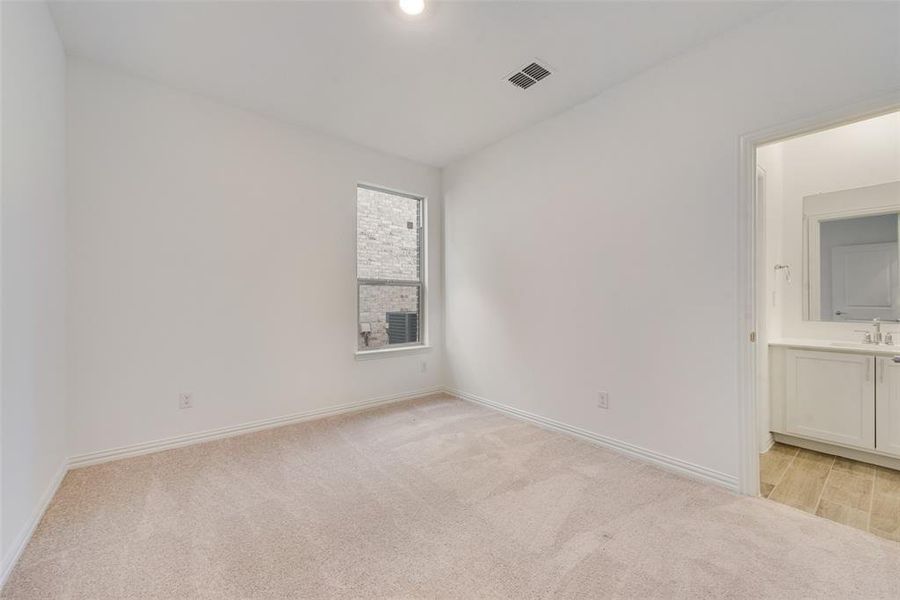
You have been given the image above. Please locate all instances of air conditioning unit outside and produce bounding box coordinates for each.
[386,312,418,345]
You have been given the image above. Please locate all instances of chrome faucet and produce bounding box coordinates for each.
[854,318,896,345]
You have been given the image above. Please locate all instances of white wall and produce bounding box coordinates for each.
[1,0,68,570]
[66,59,444,458]
[443,2,900,480]
[767,111,900,339]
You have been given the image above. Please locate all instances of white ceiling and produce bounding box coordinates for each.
[49,1,776,166]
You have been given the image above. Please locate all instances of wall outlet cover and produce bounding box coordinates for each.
[598,391,609,409]
[179,392,193,409]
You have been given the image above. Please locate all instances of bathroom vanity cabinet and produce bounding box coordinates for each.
[770,340,900,463]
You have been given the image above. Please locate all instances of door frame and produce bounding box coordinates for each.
[736,91,900,496]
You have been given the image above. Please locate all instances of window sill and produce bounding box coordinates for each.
[354,345,432,360]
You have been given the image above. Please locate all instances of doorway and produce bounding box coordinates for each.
[738,96,900,493]
[740,102,900,540]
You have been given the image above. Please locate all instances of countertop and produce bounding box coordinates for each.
[769,337,900,356]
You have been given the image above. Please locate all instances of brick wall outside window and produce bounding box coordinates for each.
[357,187,421,349]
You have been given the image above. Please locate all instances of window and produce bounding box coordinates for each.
[357,185,424,351]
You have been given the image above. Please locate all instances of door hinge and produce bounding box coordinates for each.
[750,331,757,343]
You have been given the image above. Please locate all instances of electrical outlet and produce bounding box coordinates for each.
[421,361,428,373]
[179,392,193,410]
[597,391,609,409]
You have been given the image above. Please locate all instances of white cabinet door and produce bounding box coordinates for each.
[876,357,900,457]
[785,349,875,449]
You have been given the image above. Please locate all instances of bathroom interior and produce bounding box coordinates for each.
[758,110,900,540]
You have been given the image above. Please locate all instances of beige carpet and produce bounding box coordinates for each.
[4,394,900,599]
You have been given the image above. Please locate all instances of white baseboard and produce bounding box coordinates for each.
[0,459,68,588]
[445,387,739,492]
[69,387,443,469]
[760,432,775,454]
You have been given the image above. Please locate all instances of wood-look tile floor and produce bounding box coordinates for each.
[760,442,900,542]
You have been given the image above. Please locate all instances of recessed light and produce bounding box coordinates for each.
[399,0,425,16]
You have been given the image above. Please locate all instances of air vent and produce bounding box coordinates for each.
[508,72,537,90]
[522,62,551,81]
[506,60,552,90]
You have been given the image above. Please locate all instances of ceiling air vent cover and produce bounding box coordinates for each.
[507,60,552,90]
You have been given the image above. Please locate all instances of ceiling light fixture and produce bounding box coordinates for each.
[399,0,425,16]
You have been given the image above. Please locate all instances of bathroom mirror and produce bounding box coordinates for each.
[804,181,900,322]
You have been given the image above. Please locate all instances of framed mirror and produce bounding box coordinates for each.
[804,181,900,322]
